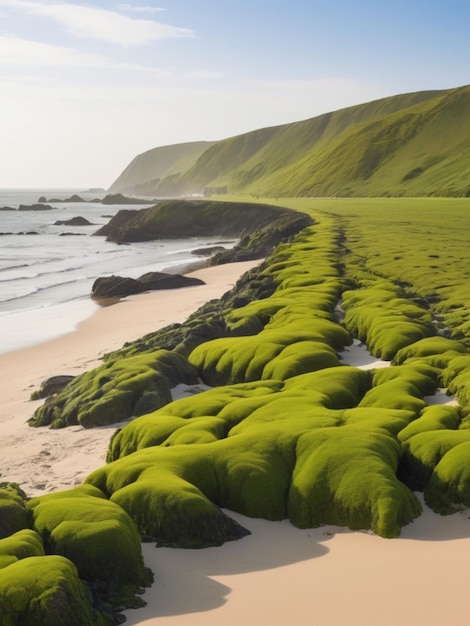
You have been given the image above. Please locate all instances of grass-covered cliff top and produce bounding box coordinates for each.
[109,85,470,198]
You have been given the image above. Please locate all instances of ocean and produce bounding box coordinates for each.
[0,189,232,354]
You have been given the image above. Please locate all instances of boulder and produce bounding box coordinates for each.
[92,272,205,299]
[91,275,144,299]
[33,375,75,399]
[138,272,205,290]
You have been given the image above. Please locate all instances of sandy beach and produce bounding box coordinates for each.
[1,259,468,626]
[0,260,260,495]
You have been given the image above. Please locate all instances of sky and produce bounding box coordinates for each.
[1,0,469,189]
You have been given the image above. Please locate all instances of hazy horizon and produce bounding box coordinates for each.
[1,0,469,189]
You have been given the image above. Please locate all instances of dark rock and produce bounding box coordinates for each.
[54,216,93,226]
[91,275,144,299]
[101,193,156,205]
[91,271,205,298]
[58,232,87,236]
[0,206,16,211]
[42,194,85,203]
[94,199,312,247]
[18,203,55,211]
[138,272,205,290]
[33,375,75,399]
[191,245,226,256]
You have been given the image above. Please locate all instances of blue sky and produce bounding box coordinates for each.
[0,0,468,188]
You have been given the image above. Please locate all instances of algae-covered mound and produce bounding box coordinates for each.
[0,483,31,539]
[90,366,423,541]
[342,284,435,360]
[11,201,470,620]
[30,349,198,428]
[27,485,152,595]
[0,486,153,625]
[0,555,107,626]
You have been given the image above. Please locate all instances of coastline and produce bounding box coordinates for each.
[1,257,469,626]
[0,260,260,495]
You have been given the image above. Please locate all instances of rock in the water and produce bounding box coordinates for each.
[54,216,93,226]
[191,245,226,256]
[101,193,155,205]
[18,204,55,211]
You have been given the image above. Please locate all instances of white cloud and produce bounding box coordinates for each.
[0,35,168,72]
[0,1,193,45]
[118,4,166,13]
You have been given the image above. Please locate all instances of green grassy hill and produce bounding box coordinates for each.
[110,85,470,198]
[107,140,216,196]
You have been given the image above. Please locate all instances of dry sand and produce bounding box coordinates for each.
[1,259,468,625]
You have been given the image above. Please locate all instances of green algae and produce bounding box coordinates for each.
[29,349,197,428]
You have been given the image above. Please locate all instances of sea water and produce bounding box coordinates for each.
[0,189,233,354]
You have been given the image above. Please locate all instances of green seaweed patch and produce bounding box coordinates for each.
[441,355,470,405]
[0,483,31,539]
[107,380,285,460]
[0,529,44,570]
[88,367,421,540]
[27,485,153,602]
[425,441,470,513]
[0,555,108,626]
[342,285,435,359]
[29,349,198,428]
[189,327,346,386]
[399,426,470,492]
[392,336,468,366]
[359,363,438,412]
[89,445,252,548]
[288,427,421,537]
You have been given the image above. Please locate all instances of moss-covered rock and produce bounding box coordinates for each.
[86,367,422,540]
[29,350,197,428]
[0,529,44,570]
[0,483,31,539]
[0,555,107,626]
[424,441,470,513]
[27,485,153,599]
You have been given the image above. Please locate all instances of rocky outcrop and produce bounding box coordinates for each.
[18,204,55,211]
[101,193,156,205]
[53,216,93,226]
[91,276,143,298]
[39,194,84,203]
[191,245,227,256]
[94,199,311,246]
[91,271,205,299]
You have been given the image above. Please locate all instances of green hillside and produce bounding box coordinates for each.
[110,85,470,197]
[108,140,216,196]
